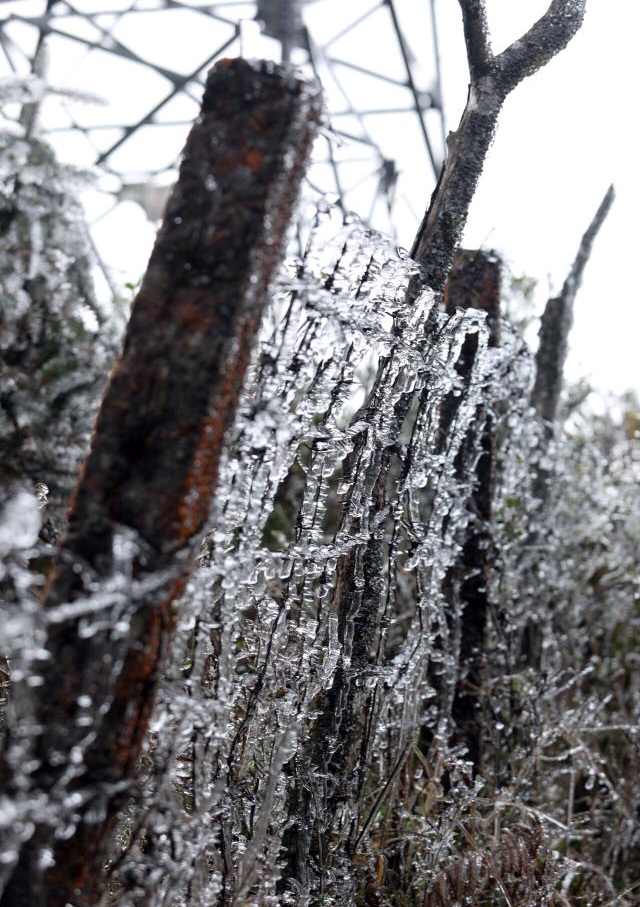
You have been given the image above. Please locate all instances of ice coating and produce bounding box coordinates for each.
[2,205,637,905]
[106,207,503,904]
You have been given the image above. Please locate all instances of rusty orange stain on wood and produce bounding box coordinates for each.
[244,148,264,171]
[177,297,212,331]
[176,306,262,542]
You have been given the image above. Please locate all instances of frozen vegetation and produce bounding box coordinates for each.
[1,33,639,907]
[0,76,119,541]
[105,211,636,907]
[2,188,639,905]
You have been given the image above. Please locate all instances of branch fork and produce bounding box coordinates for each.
[411,0,587,293]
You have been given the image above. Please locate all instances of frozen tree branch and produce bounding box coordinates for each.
[531,184,615,428]
[559,183,615,309]
[0,58,320,907]
[411,0,587,293]
[495,0,588,94]
[458,0,492,80]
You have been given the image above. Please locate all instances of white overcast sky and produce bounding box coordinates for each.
[439,1,638,396]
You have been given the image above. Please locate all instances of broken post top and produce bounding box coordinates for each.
[149,58,322,299]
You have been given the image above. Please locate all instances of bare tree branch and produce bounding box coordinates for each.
[531,183,615,429]
[562,182,615,303]
[410,91,501,292]
[458,0,492,80]
[496,0,587,94]
[411,0,587,293]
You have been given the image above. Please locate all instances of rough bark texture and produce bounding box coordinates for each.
[0,58,320,907]
[411,0,586,293]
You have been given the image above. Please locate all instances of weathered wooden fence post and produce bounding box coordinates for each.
[0,58,320,907]
[444,249,501,773]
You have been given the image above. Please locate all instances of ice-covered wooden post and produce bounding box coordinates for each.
[1,58,320,907]
[444,249,501,773]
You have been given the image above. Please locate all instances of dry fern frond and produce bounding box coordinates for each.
[421,819,569,907]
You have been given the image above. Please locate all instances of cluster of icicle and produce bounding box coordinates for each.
[106,207,533,906]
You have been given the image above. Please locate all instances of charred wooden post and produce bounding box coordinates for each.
[0,58,320,907]
[444,250,501,774]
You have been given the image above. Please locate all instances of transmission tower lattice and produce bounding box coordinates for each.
[0,0,447,275]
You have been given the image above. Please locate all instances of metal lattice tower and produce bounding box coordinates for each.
[0,0,447,267]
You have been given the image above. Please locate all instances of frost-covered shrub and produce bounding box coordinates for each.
[486,394,640,904]
[0,84,120,778]
[0,116,117,540]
